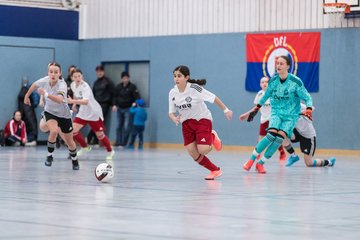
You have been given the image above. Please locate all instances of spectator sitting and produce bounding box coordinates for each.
[4,111,27,146]
[128,99,147,150]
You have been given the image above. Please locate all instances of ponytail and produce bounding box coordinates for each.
[187,79,206,86]
[174,65,207,85]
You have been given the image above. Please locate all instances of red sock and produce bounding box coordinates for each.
[278,145,285,154]
[99,135,112,152]
[195,155,219,171]
[73,132,87,148]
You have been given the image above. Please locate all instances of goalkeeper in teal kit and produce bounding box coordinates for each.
[240,55,313,174]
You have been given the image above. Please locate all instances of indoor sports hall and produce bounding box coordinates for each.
[0,0,359,239]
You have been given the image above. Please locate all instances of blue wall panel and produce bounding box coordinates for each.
[1,28,359,150]
[0,5,78,40]
[0,36,79,141]
[79,29,360,150]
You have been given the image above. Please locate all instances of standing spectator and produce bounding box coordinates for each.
[4,111,27,146]
[113,71,140,147]
[17,77,39,146]
[65,65,76,99]
[128,99,147,150]
[88,65,114,145]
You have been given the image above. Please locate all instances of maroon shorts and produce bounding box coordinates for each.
[259,121,269,136]
[73,117,106,132]
[182,119,213,146]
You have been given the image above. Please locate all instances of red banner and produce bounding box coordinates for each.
[246,32,321,92]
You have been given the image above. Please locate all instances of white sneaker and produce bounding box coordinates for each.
[25,141,37,147]
[106,150,115,161]
[77,146,92,157]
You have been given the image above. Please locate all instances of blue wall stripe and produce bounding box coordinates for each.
[0,5,78,40]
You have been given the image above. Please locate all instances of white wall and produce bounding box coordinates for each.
[79,0,360,39]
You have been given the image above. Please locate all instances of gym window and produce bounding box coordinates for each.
[103,61,150,107]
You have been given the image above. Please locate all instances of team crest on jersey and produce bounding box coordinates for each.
[172,97,175,101]
[185,97,192,103]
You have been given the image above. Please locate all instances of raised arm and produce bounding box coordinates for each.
[68,83,90,105]
[258,85,272,106]
[297,84,313,108]
[239,80,272,122]
[296,83,313,120]
[37,87,65,104]
[214,96,233,120]
[199,87,232,120]
[24,83,38,105]
[68,98,89,105]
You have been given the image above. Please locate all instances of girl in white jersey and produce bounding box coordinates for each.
[283,104,336,167]
[254,77,286,161]
[24,62,79,170]
[68,69,115,163]
[168,65,233,180]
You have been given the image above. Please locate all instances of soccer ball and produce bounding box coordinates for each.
[95,163,114,182]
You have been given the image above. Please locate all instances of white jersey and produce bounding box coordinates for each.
[34,76,71,119]
[71,80,104,121]
[254,90,271,123]
[168,82,216,123]
[295,115,316,139]
[296,103,316,138]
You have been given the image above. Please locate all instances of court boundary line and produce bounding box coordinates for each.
[143,143,360,156]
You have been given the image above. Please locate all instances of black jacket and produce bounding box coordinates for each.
[17,86,38,139]
[65,76,73,98]
[113,82,140,108]
[92,76,114,105]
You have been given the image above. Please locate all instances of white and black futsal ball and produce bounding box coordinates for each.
[95,163,114,183]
